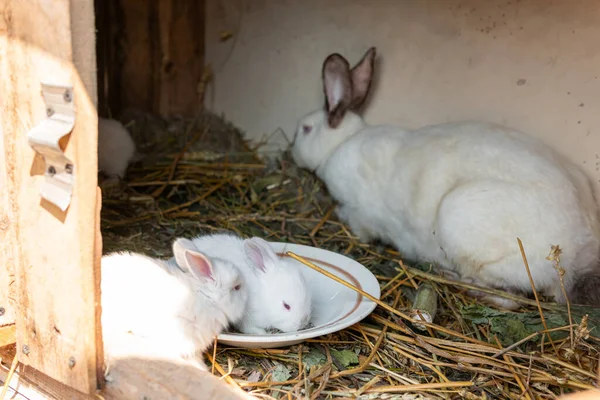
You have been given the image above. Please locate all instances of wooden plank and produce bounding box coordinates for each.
[102,357,251,400]
[1,356,250,400]
[157,0,206,116]
[0,343,16,364]
[94,0,108,117]
[0,0,99,394]
[93,187,105,389]
[0,325,16,348]
[109,0,206,117]
[0,30,17,327]
[0,109,16,327]
[1,362,92,400]
[110,0,155,115]
[1,363,50,400]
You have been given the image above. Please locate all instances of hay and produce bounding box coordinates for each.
[101,110,600,400]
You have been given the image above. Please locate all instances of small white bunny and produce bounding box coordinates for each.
[173,233,313,334]
[98,117,136,179]
[291,47,600,310]
[101,238,247,369]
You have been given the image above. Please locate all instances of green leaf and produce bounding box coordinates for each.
[331,349,359,368]
[271,363,291,382]
[460,304,568,346]
[303,348,326,370]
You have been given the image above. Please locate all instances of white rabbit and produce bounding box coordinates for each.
[291,47,600,310]
[101,238,247,369]
[172,233,312,334]
[98,117,136,179]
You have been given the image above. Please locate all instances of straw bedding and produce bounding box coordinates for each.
[100,110,600,400]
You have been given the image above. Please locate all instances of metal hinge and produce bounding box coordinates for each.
[27,82,75,211]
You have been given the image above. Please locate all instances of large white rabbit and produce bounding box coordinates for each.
[291,47,600,309]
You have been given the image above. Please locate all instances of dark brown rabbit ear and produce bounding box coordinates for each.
[322,53,352,129]
[349,47,376,110]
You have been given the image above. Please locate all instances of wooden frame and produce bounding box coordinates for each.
[0,0,102,395]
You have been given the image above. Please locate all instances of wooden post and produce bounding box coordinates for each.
[0,82,16,328]
[0,0,101,395]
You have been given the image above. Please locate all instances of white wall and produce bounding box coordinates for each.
[206,0,600,197]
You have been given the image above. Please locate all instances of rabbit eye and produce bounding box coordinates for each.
[234,284,241,291]
[283,302,291,310]
[302,124,312,134]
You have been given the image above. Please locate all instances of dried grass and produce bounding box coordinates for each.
[101,110,600,400]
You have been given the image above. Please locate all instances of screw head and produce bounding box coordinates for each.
[46,107,54,117]
[68,357,76,369]
[0,307,5,316]
[22,345,30,355]
[63,89,72,103]
[47,166,56,176]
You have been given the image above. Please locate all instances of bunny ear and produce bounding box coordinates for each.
[184,251,215,281]
[243,237,278,274]
[173,238,215,281]
[349,47,376,110]
[173,238,195,268]
[322,53,352,129]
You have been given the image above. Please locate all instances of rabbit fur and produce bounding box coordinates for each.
[291,47,600,310]
[101,239,247,369]
[171,233,313,334]
[98,117,136,179]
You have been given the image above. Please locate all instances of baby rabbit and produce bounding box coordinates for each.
[101,238,247,369]
[98,117,136,179]
[173,233,312,334]
[291,47,600,310]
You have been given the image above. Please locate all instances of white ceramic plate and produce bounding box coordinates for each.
[217,242,381,349]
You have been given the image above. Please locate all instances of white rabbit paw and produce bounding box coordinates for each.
[188,356,208,371]
[334,205,350,221]
[247,326,269,335]
[351,223,374,243]
[334,205,373,242]
[439,268,462,281]
[467,289,521,311]
[177,337,200,361]
[238,322,269,335]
